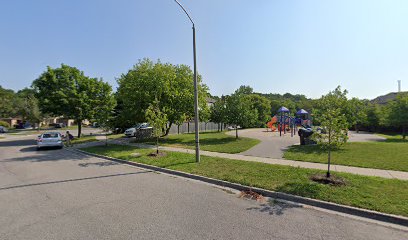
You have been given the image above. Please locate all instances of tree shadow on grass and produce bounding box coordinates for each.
[134,136,240,148]
[383,139,408,143]
[246,199,302,216]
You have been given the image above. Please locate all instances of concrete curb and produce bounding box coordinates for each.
[74,148,408,227]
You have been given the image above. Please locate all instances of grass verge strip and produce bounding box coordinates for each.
[82,144,408,217]
[135,131,260,154]
[284,141,408,172]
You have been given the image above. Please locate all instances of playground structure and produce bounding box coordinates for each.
[266,107,312,137]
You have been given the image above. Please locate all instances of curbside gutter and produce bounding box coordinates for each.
[73,148,408,227]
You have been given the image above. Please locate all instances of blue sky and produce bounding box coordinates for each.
[0,0,407,99]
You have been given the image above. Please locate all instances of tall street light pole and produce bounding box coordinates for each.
[174,0,200,163]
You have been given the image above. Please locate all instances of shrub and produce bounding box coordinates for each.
[0,120,10,128]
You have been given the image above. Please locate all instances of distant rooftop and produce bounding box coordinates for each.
[371,91,408,105]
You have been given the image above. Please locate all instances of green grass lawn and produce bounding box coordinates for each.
[82,144,408,217]
[136,131,260,154]
[107,133,126,139]
[376,133,407,142]
[284,136,408,172]
[71,135,98,145]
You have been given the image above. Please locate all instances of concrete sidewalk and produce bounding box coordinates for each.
[84,138,408,180]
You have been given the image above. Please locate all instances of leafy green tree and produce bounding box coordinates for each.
[15,88,43,129]
[235,85,253,95]
[116,59,209,136]
[345,97,368,132]
[0,120,10,128]
[386,94,408,139]
[313,86,349,178]
[0,86,17,118]
[225,89,258,138]
[145,98,168,154]
[248,94,271,127]
[32,64,116,138]
[210,98,227,131]
[199,105,211,131]
[174,113,187,134]
[364,103,381,132]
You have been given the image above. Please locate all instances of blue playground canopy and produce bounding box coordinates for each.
[296,109,308,115]
[277,106,290,113]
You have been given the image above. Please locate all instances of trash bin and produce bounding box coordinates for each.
[298,128,314,145]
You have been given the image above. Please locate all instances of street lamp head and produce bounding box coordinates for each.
[174,0,195,26]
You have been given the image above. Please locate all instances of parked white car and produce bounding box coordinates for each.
[37,132,64,149]
[227,125,241,130]
[124,123,151,137]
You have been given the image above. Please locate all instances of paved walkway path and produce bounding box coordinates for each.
[225,129,386,159]
[81,138,408,180]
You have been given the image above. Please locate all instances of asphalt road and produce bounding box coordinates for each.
[0,137,406,240]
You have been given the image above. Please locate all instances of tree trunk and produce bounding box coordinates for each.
[156,136,159,154]
[188,122,190,133]
[163,122,172,136]
[355,124,359,133]
[327,148,331,178]
[177,125,180,134]
[327,131,332,178]
[205,122,207,132]
[403,126,406,140]
[235,125,238,139]
[77,120,82,138]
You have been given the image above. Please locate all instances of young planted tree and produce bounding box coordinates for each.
[313,86,349,178]
[199,105,211,132]
[225,89,258,138]
[145,98,168,154]
[210,98,226,131]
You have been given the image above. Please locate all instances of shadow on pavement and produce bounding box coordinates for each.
[0,138,36,147]
[78,161,121,167]
[0,171,151,191]
[246,199,302,216]
[2,148,86,163]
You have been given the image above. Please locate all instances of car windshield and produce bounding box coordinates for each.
[42,133,59,138]
[131,124,141,128]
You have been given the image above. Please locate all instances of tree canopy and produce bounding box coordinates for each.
[0,85,18,118]
[385,93,408,139]
[32,64,116,137]
[115,58,209,135]
[224,87,258,138]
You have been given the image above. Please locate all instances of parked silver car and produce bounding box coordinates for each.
[0,126,7,133]
[124,123,151,137]
[37,132,64,149]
